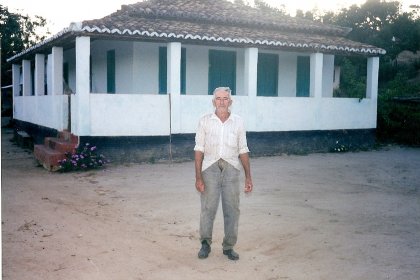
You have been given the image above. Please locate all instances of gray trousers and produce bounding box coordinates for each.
[200,159,240,250]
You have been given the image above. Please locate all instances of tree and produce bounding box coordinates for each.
[254,0,287,15]
[322,0,401,47]
[321,0,420,61]
[380,12,420,59]
[0,5,49,86]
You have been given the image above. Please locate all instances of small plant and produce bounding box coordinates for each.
[332,140,348,153]
[58,143,108,172]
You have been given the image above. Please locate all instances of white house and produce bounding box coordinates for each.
[8,0,384,167]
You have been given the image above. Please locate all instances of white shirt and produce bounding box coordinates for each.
[194,112,250,171]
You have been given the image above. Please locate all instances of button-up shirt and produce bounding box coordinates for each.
[194,112,250,171]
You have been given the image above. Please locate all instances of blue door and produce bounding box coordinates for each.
[208,50,236,95]
[257,53,279,96]
[107,50,115,94]
[296,56,310,97]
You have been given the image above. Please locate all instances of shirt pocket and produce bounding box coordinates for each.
[227,132,238,147]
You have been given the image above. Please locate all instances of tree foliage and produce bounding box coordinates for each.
[0,5,49,86]
[320,0,420,145]
[322,0,420,60]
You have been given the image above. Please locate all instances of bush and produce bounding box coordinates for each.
[334,57,366,99]
[58,143,108,172]
[377,73,420,145]
[331,140,349,153]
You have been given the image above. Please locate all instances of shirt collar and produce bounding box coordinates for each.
[211,112,232,123]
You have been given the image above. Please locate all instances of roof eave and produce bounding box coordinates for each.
[6,22,83,63]
[81,25,386,56]
[7,23,385,63]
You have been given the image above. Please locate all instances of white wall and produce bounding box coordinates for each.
[253,97,376,132]
[278,53,298,97]
[13,95,68,130]
[87,95,377,136]
[90,94,170,136]
[186,45,209,95]
[90,41,106,93]
[134,42,160,94]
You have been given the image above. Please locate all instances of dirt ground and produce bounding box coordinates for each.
[1,127,420,280]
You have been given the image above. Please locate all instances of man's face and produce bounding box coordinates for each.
[213,90,232,113]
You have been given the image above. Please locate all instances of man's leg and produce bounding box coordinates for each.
[220,161,240,255]
[199,162,221,258]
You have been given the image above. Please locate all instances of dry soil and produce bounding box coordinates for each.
[1,127,420,280]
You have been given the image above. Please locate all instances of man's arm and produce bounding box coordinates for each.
[239,153,253,193]
[195,151,205,192]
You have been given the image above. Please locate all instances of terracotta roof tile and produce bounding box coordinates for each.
[8,0,385,62]
[81,0,384,55]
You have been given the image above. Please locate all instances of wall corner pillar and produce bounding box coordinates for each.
[310,52,323,98]
[244,47,258,131]
[74,36,91,135]
[168,42,182,134]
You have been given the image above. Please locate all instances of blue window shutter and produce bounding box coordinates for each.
[181,48,186,95]
[63,62,69,86]
[257,53,279,96]
[296,56,310,97]
[107,50,115,94]
[208,50,236,95]
[159,47,167,94]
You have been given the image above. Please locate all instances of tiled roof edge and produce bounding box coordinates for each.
[81,25,386,55]
[124,10,351,36]
[7,23,83,63]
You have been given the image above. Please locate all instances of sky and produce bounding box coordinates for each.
[2,0,416,34]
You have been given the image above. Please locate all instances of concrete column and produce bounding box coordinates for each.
[244,47,258,131]
[51,47,63,95]
[34,54,45,96]
[51,47,64,130]
[12,64,21,120]
[322,54,334,97]
[22,60,32,96]
[168,42,181,134]
[46,55,52,95]
[310,52,323,98]
[74,36,91,135]
[366,57,379,100]
[12,64,21,97]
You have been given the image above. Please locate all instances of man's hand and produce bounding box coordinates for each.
[195,151,205,193]
[196,178,205,193]
[239,153,253,193]
[244,177,253,193]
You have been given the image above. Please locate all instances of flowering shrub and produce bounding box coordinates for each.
[58,143,108,172]
[332,140,348,153]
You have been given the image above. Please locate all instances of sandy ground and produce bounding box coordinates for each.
[1,127,420,280]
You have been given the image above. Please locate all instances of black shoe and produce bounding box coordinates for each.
[223,249,239,260]
[198,241,211,259]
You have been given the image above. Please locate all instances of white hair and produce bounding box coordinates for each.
[212,87,232,100]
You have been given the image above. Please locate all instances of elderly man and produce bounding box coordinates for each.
[194,87,253,261]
